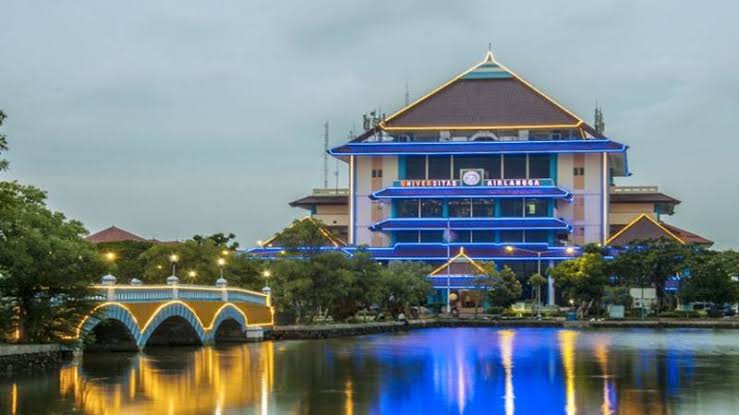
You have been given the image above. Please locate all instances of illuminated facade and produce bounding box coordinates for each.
[251,50,710,306]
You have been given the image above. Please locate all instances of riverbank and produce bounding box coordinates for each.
[266,317,739,340]
[0,344,73,374]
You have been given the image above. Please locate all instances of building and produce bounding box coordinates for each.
[250,50,710,307]
[87,226,149,244]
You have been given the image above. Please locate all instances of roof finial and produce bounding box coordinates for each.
[484,42,494,62]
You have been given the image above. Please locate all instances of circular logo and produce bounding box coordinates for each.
[462,170,482,186]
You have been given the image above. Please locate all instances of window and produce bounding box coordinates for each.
[525,231,549,243]
[454,230,472,243]
[406,156,426,179]
[420,199,443,217]
[396,199,419,218]
[428,156,451,179]
[500,230,524,243]
[573,167,585,176]
[371,169,383,178]
[420,231,444,243]
[453,155,501,179]
[449,199,472,217]
[396,231,418,243]
[528,155,550,179]
[472,231,495,242]
[525,199,548,217]
[500,199,523,217]
[503,155,527,179]
[472,199,494,217]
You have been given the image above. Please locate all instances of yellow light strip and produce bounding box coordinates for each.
[67,300,274,340]
[66,302,140,340]
[89,284,269,298]
[605,213,686,246]
[430,247,487,275]
[208,303,249,330]
[381,123,582,132]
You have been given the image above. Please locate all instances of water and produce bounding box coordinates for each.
[3,327,739,414]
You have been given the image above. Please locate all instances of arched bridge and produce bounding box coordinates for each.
[75,280,273,351]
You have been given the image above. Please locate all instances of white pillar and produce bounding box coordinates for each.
[547,260,555,306]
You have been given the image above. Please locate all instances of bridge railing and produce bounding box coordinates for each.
[92,281,270,306]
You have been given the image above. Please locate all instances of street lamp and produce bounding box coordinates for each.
[503,245,578,316]
[169,254,179,276]
[104,252,117,262]
[187,270,197,282]
[217,257,226,278]
[262,270,272,296]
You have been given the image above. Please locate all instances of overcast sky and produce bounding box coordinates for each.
[1,0,737,249]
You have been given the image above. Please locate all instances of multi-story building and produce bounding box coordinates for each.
[251,51,710,306]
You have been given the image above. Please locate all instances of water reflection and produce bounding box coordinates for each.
[58,342,274,415]
[4,328,739,414]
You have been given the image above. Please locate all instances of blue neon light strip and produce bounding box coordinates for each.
[370,217,570,232]
[329,139,626,156]
[371,186,571,200]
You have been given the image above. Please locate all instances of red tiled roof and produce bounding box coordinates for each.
[86,226,147,243]
[661,223,713,246]
[606,214,713,246]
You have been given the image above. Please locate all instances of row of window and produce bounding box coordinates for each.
[404,154,551,180]
[395,198,550,218]
[394,230,551,244]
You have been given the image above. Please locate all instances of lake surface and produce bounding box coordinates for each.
[3,327,739,414]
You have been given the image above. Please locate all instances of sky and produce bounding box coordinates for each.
[1,0,738,249]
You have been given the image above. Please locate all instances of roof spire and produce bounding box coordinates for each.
[484,42,495,62]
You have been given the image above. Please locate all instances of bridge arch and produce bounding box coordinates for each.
[138,301,207,349]
[80,303,142,351]
[208,303,248,343]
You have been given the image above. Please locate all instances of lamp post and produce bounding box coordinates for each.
[103,251,117,273]
[217,257,226,279]
[187,270,197,283]
[503,245,576,316]
[169,254,179,276]
[262,270,272,297]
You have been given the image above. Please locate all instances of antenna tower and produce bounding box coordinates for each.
[323,121,329,188]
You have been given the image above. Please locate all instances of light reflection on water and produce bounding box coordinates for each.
[4,328,739,414]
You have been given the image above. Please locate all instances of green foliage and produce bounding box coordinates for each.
[0,110,8,171]
[192,232,239,250]
[137,239,263,289]
[527,273,547,288]
[551,252,608,315]
[602,286,632,307]
[487,266,522,309]
[379,261,433,318]
[0,181,105,343]
[609,238,693,310]
[470,262,499,317]
[270,254,430,323]
[276,218,335,255]
[96,240,153,281]
[681,250,739,305]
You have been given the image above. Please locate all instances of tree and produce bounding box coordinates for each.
[332,250,383,320]
[379,261,432,318]
[0,110,8,172]
[193,232,239,250]
[95,240,153,281]
[0,181,105,343]
[137,239,262,288]
[681,250,739,305]
[487,266,522,309]
[609,238,693,311]
[277,218,336,256]
[528,273,547,315]
[470,262,498,318]
[551,252,609,317]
